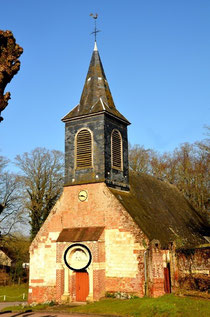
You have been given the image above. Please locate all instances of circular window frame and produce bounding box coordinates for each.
[63,243,92,272]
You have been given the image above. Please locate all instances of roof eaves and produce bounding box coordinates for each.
[61,104,80,122]
[62,109,130,124]
[105,110,130,125]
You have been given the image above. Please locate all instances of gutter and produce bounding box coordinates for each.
[144,250,148,296]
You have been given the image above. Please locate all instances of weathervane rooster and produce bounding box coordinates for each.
[90,13,101,42]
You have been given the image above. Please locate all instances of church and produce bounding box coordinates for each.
[28,41,209,303]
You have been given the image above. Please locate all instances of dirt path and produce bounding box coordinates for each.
[0,302,27,310]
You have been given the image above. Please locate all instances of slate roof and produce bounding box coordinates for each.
[62,42,130,124]
[109,171,210,249]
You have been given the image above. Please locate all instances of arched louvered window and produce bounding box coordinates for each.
[76,129,92,168]
[111,129,123,170]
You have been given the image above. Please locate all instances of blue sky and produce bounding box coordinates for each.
[1,0,210,170]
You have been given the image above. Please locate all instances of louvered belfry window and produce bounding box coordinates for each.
[76,129,92,168]
[112,129,123,170]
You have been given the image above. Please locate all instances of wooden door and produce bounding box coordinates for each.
[76,271,89,301]
[164,264,171,293]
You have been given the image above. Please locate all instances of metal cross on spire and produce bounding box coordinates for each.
[90,13,101,42]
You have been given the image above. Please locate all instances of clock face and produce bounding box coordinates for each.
[78,190,88,202]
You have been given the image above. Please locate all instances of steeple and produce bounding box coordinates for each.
[62,42,130,191]
[62,43,129,124]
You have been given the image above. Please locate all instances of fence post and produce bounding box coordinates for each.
[3,295,6,301]
[23,293,25,300]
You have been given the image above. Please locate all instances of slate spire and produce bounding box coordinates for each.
[62,43,129,124]
[62,40,130,190]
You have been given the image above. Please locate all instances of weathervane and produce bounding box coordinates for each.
[90,13,101,42]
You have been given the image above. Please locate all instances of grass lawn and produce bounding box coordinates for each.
[0,284,28,302]
[2,294,210,317]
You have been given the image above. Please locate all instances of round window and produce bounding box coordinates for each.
[64,243,92,271]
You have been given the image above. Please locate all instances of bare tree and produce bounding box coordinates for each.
[129,134,209,215]
[0,156,25,236]
[0,30,23,122]
[15,148,64,240]
[129,144,155,174]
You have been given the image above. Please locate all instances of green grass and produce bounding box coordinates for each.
[2,294,210,316]
[0,284,28,302]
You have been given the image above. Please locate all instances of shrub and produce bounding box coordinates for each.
[105,291,139,299]
[178,274,209,292]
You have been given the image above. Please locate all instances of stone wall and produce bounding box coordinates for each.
[64,114,105,186]
[104,114,129,190]
[64,113,129,190]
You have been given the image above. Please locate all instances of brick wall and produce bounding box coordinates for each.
[29,182,149,303]
[175,247,210,291]
[147,243,165,297]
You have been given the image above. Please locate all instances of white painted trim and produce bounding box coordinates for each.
[90,98,100,110]
[103,100,110,109]
[111,129,123,171]
[100,98,105,110]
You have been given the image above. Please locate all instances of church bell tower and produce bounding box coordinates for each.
[62,41,130,191]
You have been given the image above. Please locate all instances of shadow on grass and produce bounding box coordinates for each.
[1,295,210,317]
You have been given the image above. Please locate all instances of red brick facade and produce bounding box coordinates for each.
[28,182,154,303]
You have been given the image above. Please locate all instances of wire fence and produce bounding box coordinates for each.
[0,293,26,301]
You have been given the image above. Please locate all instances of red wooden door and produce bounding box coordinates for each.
[164,266,171,293]
[76,272,89,301]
